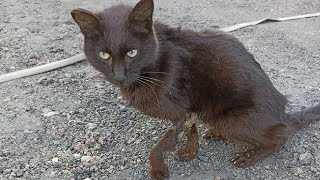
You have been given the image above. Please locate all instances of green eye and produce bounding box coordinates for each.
[99,52,110,60]
[127,49,138,58]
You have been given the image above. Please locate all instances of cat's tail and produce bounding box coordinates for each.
[285,104,320,131]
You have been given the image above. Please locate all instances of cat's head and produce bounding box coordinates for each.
[71,0,158,87]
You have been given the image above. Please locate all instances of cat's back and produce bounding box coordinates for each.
[154,23,258,69]
[154,23,242,50]
[154,23,262,79]
[154,22,286,112]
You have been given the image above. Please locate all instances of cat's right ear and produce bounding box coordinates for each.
[71,9,102,37]
[128,0,154,34]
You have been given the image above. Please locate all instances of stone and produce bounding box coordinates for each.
[86,123,97,130]
[52,157,59,163]
[292,167,303,176]
[81,156,92,163]
[299,152,313,165]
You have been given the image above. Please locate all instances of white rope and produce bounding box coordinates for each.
[0,54,86,83]
[220,12,320,32]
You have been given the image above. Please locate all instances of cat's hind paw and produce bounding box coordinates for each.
[203,129,223,140]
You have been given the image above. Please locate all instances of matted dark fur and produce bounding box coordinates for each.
[71,0,320,179]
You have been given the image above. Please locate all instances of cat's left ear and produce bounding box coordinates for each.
[128,0,154,33]
[71,8,103,37]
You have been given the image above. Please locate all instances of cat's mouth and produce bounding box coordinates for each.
[113,79,131,88]
[114,75,139,89]
[117,70,163,89]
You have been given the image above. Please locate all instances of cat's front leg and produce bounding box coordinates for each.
[149,118,185,180]
[175,123,199,161]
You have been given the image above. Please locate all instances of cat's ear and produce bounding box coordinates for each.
[128,0,154,33]
[71,9,103,37]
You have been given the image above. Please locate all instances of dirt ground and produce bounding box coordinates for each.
[0,0,319,179]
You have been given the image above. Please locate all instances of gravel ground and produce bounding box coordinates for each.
[0,0,319,179]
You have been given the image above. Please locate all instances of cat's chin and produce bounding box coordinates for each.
[112,81,135,90]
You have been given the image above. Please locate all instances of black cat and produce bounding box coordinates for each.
[71,0,320,179]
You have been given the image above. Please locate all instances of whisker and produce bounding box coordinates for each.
[139,76,178,99]
[130,80,139,91]
[138,77,180,105]
[140,75,180,92]
[140,75,190,104]
[137,78,160,108]
[139,76,176,100]
[139,76,167,89]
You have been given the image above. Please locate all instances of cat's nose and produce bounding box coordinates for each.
[113,64,126,85]
[114,74,125,85]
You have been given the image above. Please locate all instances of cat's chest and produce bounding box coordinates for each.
[121,87,187,120]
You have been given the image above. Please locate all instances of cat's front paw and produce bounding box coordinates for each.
[175,144,198,161]
[175,123,199,161]
[149,163,170,180]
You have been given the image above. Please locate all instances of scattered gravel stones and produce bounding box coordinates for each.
[0,0,319,180]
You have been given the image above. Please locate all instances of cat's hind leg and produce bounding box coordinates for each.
[204,112,291,168]
[231,121,290,168]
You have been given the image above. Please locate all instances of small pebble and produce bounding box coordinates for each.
[81,156,92,163]
[23,129,33,134]
[37,76,47,84]
[2,47,9,52]
[117,95,124,101]
[42,108,51,114]
[310,167,317,172]
[299,152,313,165]
[64,73,72,78]
[127,137,136,144]
[44,111,59,117]
[96,83,104,89]
[52,157,59,163]
[292,167,303,176]
[119,105,127,112]
[73,153,81,160]
[86,123,97,130]
[315,152,320,166]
